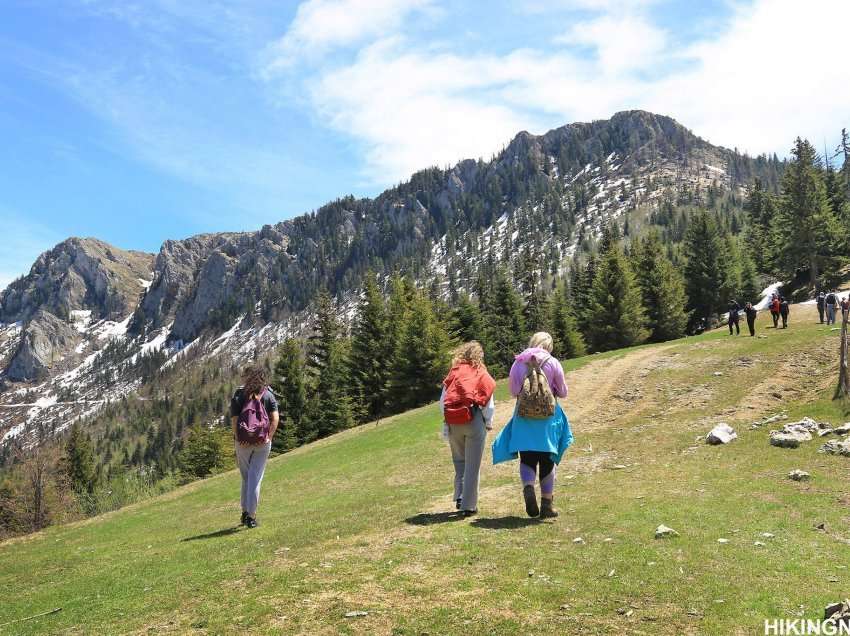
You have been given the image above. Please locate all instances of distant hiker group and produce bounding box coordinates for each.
[817,290,848,325]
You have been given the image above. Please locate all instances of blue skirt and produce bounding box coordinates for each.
[492,403,573,465]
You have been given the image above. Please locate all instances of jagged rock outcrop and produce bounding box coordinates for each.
[0,238,154,381]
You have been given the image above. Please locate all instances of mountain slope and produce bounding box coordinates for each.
[0,110,784,448]
[1,306,847,635]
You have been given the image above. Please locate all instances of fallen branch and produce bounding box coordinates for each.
[0,607,62,627]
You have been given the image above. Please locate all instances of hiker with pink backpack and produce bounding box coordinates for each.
[492,332,572,519]
[230,365,279,529]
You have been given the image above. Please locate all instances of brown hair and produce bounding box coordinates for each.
[242,365,267,398]
[452,341,485,368]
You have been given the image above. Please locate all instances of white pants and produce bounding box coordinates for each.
[447,413,487,511]
[235,442,271,516]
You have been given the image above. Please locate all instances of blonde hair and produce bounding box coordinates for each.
[452,341,485,368]
[528,331,554,352]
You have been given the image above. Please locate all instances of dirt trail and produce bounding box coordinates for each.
[491,345,675,435]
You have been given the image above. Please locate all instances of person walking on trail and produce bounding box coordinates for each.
[841,296,850,322]
[440,341,496,517]
[779,297,790,329]
[231,365,279,529]
[825,291,839,325]
[492,332,572,520]
[745,302,758,337]
[728,299,741,335]
[817,291,826,324]
[770,295,781,328]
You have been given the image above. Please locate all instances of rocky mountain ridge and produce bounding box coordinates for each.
[0,110,783,447]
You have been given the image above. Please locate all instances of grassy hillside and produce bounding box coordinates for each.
[1,305,849,635]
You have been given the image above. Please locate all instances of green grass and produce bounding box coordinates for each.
[2,308,849,635]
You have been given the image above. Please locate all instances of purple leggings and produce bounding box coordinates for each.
[519,451,556,496]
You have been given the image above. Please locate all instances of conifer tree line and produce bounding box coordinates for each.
[272,132,850,446]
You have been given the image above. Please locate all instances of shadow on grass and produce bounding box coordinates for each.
[181,526,244,542]
[404,511,464,526]
[470,516,541,530]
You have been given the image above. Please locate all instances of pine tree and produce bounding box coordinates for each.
[684,210,730,327]
[272,338,310,444]
[549,282,586,359]
[586,242,648,351]
[633,231,688,342]
[743,178,777,272]
[485,271,527,376]
[177,424,224,479]
[349,272,390,422]
[524,286,551,333]
[306,292,355,437]
[391,290,451,410]
[773,137,842,288]
[63,423,96,494]
[451,294,484,343]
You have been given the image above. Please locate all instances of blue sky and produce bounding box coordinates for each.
[1,0,848,289]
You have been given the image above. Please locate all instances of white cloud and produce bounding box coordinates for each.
[266,0,434,71]
[558,13,667,75]
[270,0,850,186]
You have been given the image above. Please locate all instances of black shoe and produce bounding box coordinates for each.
[462,509,477,517]
[246,517,258,529]
[455,498,462,510]
[540,498,559,519]
[523,484,539,518]
[240,511,248,526]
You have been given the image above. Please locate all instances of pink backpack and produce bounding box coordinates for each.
[236,389,270,444]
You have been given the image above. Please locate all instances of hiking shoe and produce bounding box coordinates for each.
[246,517,259,529]
[240,511,248,526]
[462,509,477,517]
[523,484,539,518]
[539,498,559,519]
[455,498,462,510]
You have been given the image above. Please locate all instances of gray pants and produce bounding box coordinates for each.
[827,305,836,325]
[236,442,271,516]
[447,413,487,511]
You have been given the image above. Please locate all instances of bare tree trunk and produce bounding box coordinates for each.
[839,310,849,399]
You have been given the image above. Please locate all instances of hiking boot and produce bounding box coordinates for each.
[246,517,259,529]
[455,498,462,510]
[462,509,477,517]
[523,484,539,518]
[240,511,248,526]
[539,498,559,519]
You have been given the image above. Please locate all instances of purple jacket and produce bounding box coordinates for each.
[508,348,568,399]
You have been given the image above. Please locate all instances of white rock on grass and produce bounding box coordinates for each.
[344,611,368,618]
[788,469,810,481]
[706,423,737,445]
[819,437,850,457]
[770,432,808,448]
[834,423,850,435]
[655,525,679,539]
[717,538,730,544]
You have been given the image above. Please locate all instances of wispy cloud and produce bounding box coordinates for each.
[265,0,850,186]
[264,0,435,71]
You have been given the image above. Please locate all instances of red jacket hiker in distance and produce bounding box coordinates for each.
[442,363,496,425]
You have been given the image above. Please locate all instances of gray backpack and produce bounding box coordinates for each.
[517,358,556,419]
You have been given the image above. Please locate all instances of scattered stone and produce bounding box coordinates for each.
[788,469,811,481]
[713,371,724,377]
[573,537,585,544]
[770,432,806,448]
[819,437,850,457]
[344,611,368,618]
[559,604,570,611]
[717,538,730,544]
[706,423,737,445]
[824,599,850,624]
[752,412,788,429]
[834,424,850,435]
[607,569,615,578]
[816,522,827,531]
[754,541,766,547]
[762,532,776,539]
[528,570,535,577]
[655,525,679,539]
[604,538,613,543]
[612,464,628,470]
[819,428,835,437]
